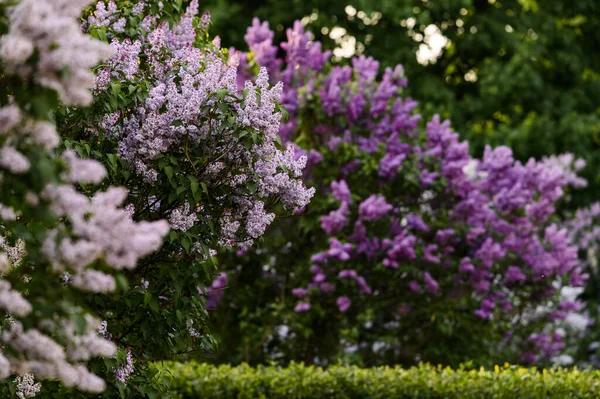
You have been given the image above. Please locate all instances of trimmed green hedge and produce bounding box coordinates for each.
[157,361,600,398]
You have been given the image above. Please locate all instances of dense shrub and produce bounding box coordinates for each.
[161,361,600,399]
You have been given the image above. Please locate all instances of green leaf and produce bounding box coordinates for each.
[116,274,129,292]
[71,314,87,335]
[181,236,191,251]
[111,81,122,96]
[149,298,160,313]
[165,166,174,181]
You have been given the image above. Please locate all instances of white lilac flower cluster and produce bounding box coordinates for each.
[14,373,41,399]
[168,203,199,232]
[0,237,25,269]
[0,320,110,392]
[42,180,169,292]
[0,0,168,392]
[93,1,314,249]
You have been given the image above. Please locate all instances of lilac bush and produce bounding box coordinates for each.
[210,18,590,367]
[0,0,168,394]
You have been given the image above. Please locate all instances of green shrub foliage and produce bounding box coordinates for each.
[161,361,600,399]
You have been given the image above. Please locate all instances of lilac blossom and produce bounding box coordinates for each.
[2,0,114,106]
[336,296,351,312]
[113,348,134,386]
[294,302,311,312]
[359,195,393,221]
[93,11,314,251]
[331,180,352,203]
[204,273,228,309]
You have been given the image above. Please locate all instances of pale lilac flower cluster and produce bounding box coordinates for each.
[93,6,313,249]
[169,203,198,232]
[245,201,275,239]
[87,0,119,28]
[113,348,134,386]
[61,150,108,185]
[95,38,142,91]
[0,146,30,174]
[186,319,202,338]
[539,154,587,189]
[42,183,169,279]
[63,316,117,362]
[566,202,600,268]
[0,238,25,268]
[97,320,112,340]
[1,0,114,106]
[0,280,31,316]
[86,0,134,34]
[1,320,111,393]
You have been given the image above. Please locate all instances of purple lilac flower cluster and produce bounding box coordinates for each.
[236,19,588,363]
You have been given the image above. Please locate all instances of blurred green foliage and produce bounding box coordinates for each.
[161,361,600,398]
[204,0,600,208]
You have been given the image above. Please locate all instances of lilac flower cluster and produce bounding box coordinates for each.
[567,202,600,268]
[42,180,169,291]
[113,348,134,386]
[91,3,313,249]
[87,0,129,32]
[240,18,331,143]
[14,373,41,399]
[236,19,588,363]
[0,0,114,106]
[95,38,142,91]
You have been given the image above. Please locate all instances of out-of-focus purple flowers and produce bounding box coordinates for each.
[359,195,393,221]
[204,273,228,309]
[235,17,589,364]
